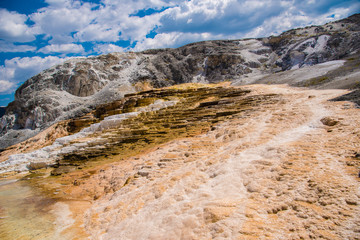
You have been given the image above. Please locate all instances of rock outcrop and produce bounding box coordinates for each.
[1,14,360,239]
[2,83,359,239]
[267,14,360,70]
[1,14,360,149]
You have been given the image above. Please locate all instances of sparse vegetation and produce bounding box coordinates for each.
[295,52,360,88]
[301,76,330,87]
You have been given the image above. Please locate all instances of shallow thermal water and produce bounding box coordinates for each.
[0,179,57,240]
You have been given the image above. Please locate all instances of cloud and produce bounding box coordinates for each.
[0,41,36,53]
[0,0,359,99]
[153,0,360,41]
[29,0,172,44]
[2,0,360,47]
[0,9,36,42]
[93,44,125,54]
[293,0,356,16]
[38,43,84,54]
[133,31,218,51]
[0,56,69,93]
[121,14,164,42]
[158,0,286,35]
[74,24,120,42]
[44,0,72,7]
[74,1,169,43]
[243,1,360,38]
[30,1,94,44]
[0,80,15,93]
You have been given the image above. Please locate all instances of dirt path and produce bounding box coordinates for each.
[237,85,360,240]
[76,85,360,239]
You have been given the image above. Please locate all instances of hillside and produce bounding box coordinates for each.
[1,82,359,239]
[0,14,360,149]
[0,14,359,240]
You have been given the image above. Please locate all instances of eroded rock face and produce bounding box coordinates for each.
[0,14,359,149]
[0,54,139,148]
[267,14,360,70]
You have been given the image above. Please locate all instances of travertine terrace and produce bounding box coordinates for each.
[0,83,359,239]
[78,85,360,239]
[0,14,360,240]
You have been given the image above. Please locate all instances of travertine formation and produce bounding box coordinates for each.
[0,14,360,240]
[1,83,359,240]
[1,14,360,149]
[79,85,360,240]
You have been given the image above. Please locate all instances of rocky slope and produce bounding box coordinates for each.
[81,85,360,240]
[0,14,360,239]
[0,83,359,239]
[1,14,360,149]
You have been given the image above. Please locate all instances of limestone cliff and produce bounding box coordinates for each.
[0,14,359,149]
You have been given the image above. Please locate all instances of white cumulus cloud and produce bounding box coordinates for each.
[243,2,360,38]
[93,44,125,54]
[30,0,174,44]
[30,1,94,44]
[38,43,84,54]
[74,24,120,42]
[133,31,218,51]
[0,9,37,42]
[74,0,171,43]
[0,80,15,93]
[0,41,36,53]
[0,0,359,98]
[156,0,360,39]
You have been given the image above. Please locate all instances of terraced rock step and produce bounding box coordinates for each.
[55,85,279,173]
[1,84,359,240]
[2,14,359,150]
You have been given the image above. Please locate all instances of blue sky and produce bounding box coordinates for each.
[0,0,359,107]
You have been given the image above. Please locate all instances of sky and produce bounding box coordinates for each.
[0,0,359,107]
